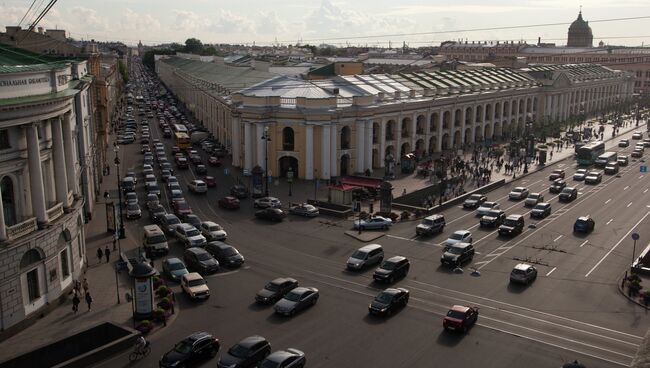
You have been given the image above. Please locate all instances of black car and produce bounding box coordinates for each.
[530,202,551,219]
[255,277,299,304]
[440,242,475,267]
[255,208,286,222]
[195,164,207,175]
[217,335,271,368]
[368,288,410,316]
[573,216,595,233]
[159,331,220,368]
[373,256,410,283]
[498,215,525,236]
[558,187,578,202]
[205,241,245,268]
[149,204,167,223]
[183,247,219,274]
[479,210,506,228]
[463,194,487,209]
[549,179,566,193]
[259,349,306,368]
[230,184,250,199]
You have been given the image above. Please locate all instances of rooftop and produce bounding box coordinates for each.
[0,44,76,74]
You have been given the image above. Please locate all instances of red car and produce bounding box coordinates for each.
[218,196,240,210]
[172,200,192,218]
[204,176,216,187]
[208,156,222,167]
[443,305,478,333]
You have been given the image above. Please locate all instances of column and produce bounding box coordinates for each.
[330,124,337,176]
[244,122,252,171]
[46,160,56,205]
[0,184,5,241]
[365,121,373,172]
[448,109,456,148]
[321,125,331,179]
[231,116,241,167]
[26,124,47,225]
[379,120,386,168]
[460,107,467,146]
[355,120,365,172]
[51,118,69,207]
[436,111,443,152]
[62,113,77,196]
[305,125,314,180]
[256,124,265,170]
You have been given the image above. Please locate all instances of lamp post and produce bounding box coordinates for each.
[261,127,271,197]
[287,166,293,197]
[114,145,125,241]
[523,119,533,174]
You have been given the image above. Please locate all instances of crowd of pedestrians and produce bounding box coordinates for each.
[71,278,93,313]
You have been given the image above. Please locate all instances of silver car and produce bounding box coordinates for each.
[126,203,142,219]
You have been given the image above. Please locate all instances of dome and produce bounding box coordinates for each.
[567,11,593,47]
[569,12,590,31]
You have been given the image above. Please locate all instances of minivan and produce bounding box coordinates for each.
[142,224,169,255]
[346,244,384,270]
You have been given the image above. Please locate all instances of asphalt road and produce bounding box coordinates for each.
[99,64,650,368]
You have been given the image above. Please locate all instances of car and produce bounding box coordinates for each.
[416,214,446,236]
[141,145,151,154]
[188,179,208,194]
[205,241,244,268]
[161,169,172,182]
[218,196,241,210]
[573,216,595,233]
[184,214,202,230]
[176,157,189,169]
[463,194,487,209]
[559,187,578,202]
[169,189,184,201]
[203,176,216,187]
[255,277,299,304]
[176,223,207,248]
[368,288,410,316]
[195,164,207,175]
[184,247,219,274]
[208,156,222,166]
[549,179,566,193]
[635,143,645,152]
[258,349,306,368]
[353,216,393,230]
[147,183,161,197]
[255,208,286,222]
[617,155,629,166]
[644,138,650,147]
[274,287,319,316]
[444,230,473,248]
[254,197,282,209]
[159,331,220,368]
[346,244,384,270]
[126,203,142,219]
[549,169,565,181]
[524,193,544,207]
[573,169,588,181]
[632,131,643,139]
[149,204,167,223]
[498,214,525,236]
[440,242,475,268]
[584,171,602,184]
[373,256,410,283]
[479,210,506,228]
[509,187,529,200]
[162,257,189,282]
[146,193,159,209]
[288,203,319,217]
[171,145,181,154]
[121,177,136,193]
[476,201,500,217]
[443,305,479,333]
[200,221,227,241]
[632,149,643,158]
[125,192,138,205]
[173,200,193,218]
[619,139,630,147]
[190,155,203,165]
[181,272,210,299]
[604,163,619,175]
[161,214,182,235]
[217,336,271,368]
[230,184,249,199]
[509,263,538,285]
[530,202,551,219]
[162,128,172,138]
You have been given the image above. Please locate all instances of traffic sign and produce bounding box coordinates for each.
[641,166,647,173]
[224,168,229,176]
[632,233,640,241]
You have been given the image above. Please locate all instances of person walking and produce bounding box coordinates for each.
[85,291,93,311]
[96,248,103,264]
[104,246,111,263]
[72,293,80,314]
[82,278,89,295]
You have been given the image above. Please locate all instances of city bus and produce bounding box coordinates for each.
[576,141,605,166]
[594,151,618,168]
[172,124,188,134]
[174,132,191,150]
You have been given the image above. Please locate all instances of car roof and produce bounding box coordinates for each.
[265,350,300,363]
[271,277,296,285]
[506,214,523,220]
[453,230,471,235]
[184,272,203,281]
[385,255,407,263]
[202,221,218,227]
[359,243,383,252]
[425,214,444,220]
[513,263,534,271]
[288,287,313,295]
[577,216,591,221]
[535,202,551,207]
[179,223,195,230]
[381,288,405,296]
[449,242,471,250]
[237,335,267,348]
[513,186,526,190]
[450,305,471,313]
[165,257,183,265]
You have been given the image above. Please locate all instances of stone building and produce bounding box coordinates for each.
[567,11,594,48]
[0,47,96,333]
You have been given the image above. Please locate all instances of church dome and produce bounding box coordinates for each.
[567,11,593,47]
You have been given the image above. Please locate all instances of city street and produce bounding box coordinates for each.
[96,63,650,368]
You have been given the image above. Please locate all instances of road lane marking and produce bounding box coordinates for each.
[605,199,611,204]
[624,186,630,190]
[580,240,589,248]
[554,235,563,242]
[627,202,633,208]
[645,189,649,194]
[585,211,650,277]
[641,175,645,179]
[546,267,557,276]
[607,218,614,225]
[387,234,413,241]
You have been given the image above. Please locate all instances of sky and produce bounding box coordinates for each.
[1,0,649,47]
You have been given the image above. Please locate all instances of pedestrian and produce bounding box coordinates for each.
[73,279,81,296]
[96,247,103,264]
[550,151,553,160]
[104,246,111,263]
[82,278,89,295]
[72,293,80,314]
[85,291,93,311]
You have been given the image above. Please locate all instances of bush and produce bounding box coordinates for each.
[629,279,642,296]
[155,285,171,298]
[400,211,410,220]
[153,308,168,323]
[152,276,163,290]
[628,274,641,283]
[642,291,650,305]
[157,297,172,310]
[136,320,152,334]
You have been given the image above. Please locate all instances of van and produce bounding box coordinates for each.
[142,225,169,255]
[416,214,446,236]
[346,244,384,270]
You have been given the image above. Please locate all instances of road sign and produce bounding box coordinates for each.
[224,168,229,176]
[641,166,647,173]
[632,233,640,241]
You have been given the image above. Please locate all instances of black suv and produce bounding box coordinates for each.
[255,277,299,304]
[559,187,578,202]
[184,247,219,274]
[230,184,250,199]
[480,210,506,228]
[498,215,525,236]
[440,242,475,267]
[159,331,220,368]
[373,256,410,283]
[217,335,271,368]
[530,203,551,219]
[205,241,245,268]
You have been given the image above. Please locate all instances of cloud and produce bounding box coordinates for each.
[121,8,161,32]
[255,10,287,36]
[69,6,110,31]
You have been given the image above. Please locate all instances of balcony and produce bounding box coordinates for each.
[47,203,64,222]
[7,217,37,241]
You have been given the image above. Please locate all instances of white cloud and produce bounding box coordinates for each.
[121,8,161,32]
[69,6,110,32]
[255,10,287,36]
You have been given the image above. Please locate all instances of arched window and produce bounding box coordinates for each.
[1,176,16,226]
[341,126,351,150]
[282,127,294,151]
[21,248,44,302]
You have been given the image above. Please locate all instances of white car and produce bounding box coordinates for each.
[632,131,643,140]
[181,272,210,299]
[200,221,227,241]
[573,169,588,181]
[254,196,282,209]
[175,223,207,248]
[476,201,500,217]
[509,187,529,200]
[188,179,208,194]
[444,230,473,248]
[585,171,602,184]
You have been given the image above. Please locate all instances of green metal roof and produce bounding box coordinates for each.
[0,44,74,74]
[0,87,78,107]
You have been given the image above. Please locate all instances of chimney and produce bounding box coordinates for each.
[38,27,44,34]
[537,37,541,45]
[5,26,21,36]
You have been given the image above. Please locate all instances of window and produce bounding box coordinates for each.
[1,176,16,226]
[60,248,70,278]
[0,130,9,149]
[340,126,351,150]
[26,269,40,302]
[282,127,294,151]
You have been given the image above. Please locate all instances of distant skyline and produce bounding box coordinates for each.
[1,0,649,47]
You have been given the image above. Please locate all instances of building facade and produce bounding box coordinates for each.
[0,52,95,333]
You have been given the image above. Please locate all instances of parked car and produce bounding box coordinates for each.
[480,210,506,228]
[176,223,207,248]
[373,256,410,283]
[530,202,551,219]
[288,203,319,217]
[255,208,286,222]
[416,214,446,236]
[509,263,538,285]
[353,216,392,230]
[258,349,306,368]
[161,214,181,235]
[126,203,142,219]
[549,179,566,193]
[149,204,167,223]
[217,336,271,368]
[218,196,241,210]
[476,202,500,217]
[549,169,565,180]
[159,331,220,368]
[274,287,319,316]
[184,214,202,230]
[463,194,487,209]
[181,272,210,299]
[440,243,475,268]
[162,257,189,282]
[254,197,282,209]
[173,200,193,218]
[509,187,529,200]
[368,288,409,316]
[255,278,299,304]
[443,305,479,333]
[205,241,244,268]
[498,215,525,236]
[444,230,472,248]
[618,139,630,147]
[208,156,222,166]
[200,221,227,241]
[573,216,595,233]
[184,247,219,274]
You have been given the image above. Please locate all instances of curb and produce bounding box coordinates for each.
[617,271,650,309]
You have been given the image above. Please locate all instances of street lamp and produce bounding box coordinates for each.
[523,118,533,174]
[114,145,126,240]
[287,166,293,197]
[261,126,271,197]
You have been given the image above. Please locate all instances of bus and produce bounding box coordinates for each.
[594,151,618,168]
[576,141,605,166]
[172,124,188,134]
[174,132,191,150]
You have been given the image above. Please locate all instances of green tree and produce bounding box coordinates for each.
[142,49,175,70]
[169,42,184,52]
[202,46,218,56]
[117,60,128,84]
[184,38,203,54]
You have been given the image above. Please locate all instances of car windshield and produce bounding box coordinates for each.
[188,278,206,287]
[196,253,212,261]
[186,229,200,237]
[265,282,281,292]
[375,292,394,303]
[481,202,495,208]
[222,247,238,256]
[148,234,166,243]
[469,194,482,201]
[167,262,185,271]
[351,251,368,260]
[284,291,302,302]
[561,188,574,194]
[529,194,540,199]
[380,261,397,270]
[486,211,500,217]
[450,233,465,240]
[533,204,547,210]
[422,219,434,226]
[260,359,281,368]
[504,219,519,226]
[127,204,139,211]
[446,310,466,319]
[228,344,251,358]
[173,340,193,354]
[447,246,465,255]
[512,188,523,193]
[209,225,222,231]
[511,269,526,276]
[168,217,180,225]
[576,219,588,225]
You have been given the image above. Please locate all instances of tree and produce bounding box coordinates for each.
[118,60,128,84]
[185,38,203,54]
[142,49,175,70]
[202,46,218,56]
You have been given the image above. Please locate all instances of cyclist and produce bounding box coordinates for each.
[134,335,148,354]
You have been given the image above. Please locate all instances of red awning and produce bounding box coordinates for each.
[328,183,356,191]
[340,176,382,189]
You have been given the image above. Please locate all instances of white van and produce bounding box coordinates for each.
[142,225,169,255]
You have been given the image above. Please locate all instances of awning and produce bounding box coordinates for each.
[340,176,382,189]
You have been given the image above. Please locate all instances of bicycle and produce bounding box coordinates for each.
[128,341,151,362]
